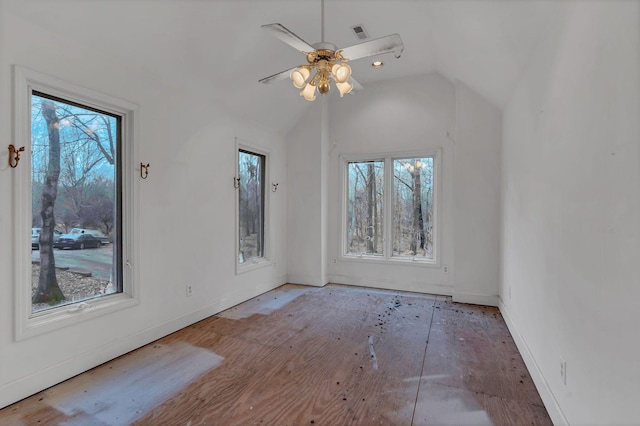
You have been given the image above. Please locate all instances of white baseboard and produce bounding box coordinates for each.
[498,297,568,426]
[0,278,285,409]
[326,274,453,296]
[452,290,498,307]
[286,273,327,287]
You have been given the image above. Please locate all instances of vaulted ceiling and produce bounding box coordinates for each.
[5,0,567,134]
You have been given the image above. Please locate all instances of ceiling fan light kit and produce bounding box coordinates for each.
[259,0,404,102]
[289,46,353,99]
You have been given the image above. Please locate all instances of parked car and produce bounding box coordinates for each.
[54,233,101,250]
[31,228,62,249]
[69,228,110,245]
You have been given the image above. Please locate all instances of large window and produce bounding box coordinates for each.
[14,66,138,339]
[236,144,269,271]
[344,152,438,263]
[30,92,121,313]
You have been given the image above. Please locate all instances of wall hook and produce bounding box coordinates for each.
[272,182,279,192]
[233,177,240,189]
[140,162,150,179]
[8,144,25,168]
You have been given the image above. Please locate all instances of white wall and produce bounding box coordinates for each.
[325,73,455,294]
[286,100,326,286]
[453,81,502,306]
[292,72,502,300]
[500,2,640,424]
[0,6,288,408]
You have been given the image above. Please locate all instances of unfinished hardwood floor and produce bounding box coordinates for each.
[0,284,552,425]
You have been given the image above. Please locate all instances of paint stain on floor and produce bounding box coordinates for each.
[26,342,222,425]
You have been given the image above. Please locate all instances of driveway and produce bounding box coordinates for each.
[32,245,113,281]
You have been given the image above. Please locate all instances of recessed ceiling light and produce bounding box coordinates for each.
[372,61,384,68]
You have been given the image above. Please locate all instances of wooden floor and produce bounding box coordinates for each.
[0,284,551,425]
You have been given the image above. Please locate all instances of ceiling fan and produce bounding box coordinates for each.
[258,0,404,101]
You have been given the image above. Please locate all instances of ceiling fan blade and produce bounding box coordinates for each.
[340,34,404,61]
[349,77,363,94]
[261,23,315,53]
[259,66,297,84]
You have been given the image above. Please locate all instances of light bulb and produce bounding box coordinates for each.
[336,81,353,97]
[300,82,316,101]
[332,63,352,84]
[290,67,310,89]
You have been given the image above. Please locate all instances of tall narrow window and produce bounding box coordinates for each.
[238,150,265,264]
[392,157,434,259]
[343,152,438,263]
[30,92,122,313]
[14,66,137,339]
[346,160,384,256]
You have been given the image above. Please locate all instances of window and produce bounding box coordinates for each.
[14,66,138,339]
[236,142,269,271]
[392,157,434,259]
[346,160,384,256]
[30,92,121,313]
[343,152,438,263]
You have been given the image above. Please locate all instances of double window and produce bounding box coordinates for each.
[14,66,138,339]
[344,152,439,263]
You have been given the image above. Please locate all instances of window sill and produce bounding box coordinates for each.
[236,258,273,275]
[340,254,439,268]
[17,293,139,341]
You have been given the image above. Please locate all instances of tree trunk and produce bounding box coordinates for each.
[410,166,425,255]
[366,163,375,253]
[33,101,65,305]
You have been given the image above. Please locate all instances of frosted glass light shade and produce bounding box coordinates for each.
[332,63,351,84]
[290,67,310,89]
[336,81,353,97]
[300,82,316,101]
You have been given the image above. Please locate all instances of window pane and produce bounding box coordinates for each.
[238,150,265,263]
[392,157,434,259]
[346,160,384,256]
[31,92,121,313]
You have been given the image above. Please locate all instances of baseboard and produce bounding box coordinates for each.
[499,297,568,426]
[452,290,498,307]
[0,278,285,409]
[286,273,327,287]
[326,274,453,296]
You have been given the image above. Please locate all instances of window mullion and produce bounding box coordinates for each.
[384,157,393,260]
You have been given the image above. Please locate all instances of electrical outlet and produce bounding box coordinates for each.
[186,285,193,297]
[443,265,449,273]
[560,357,567,386]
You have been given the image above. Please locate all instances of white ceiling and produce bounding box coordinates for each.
[5,0,568,134]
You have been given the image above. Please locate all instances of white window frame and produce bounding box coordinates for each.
[13,66,140,341]
[235,138,272,274]
[340,149,442,267]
